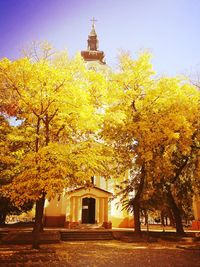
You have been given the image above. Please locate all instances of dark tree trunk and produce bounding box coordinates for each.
[133,165,145,235]
[166,188,185,236]
[0,200,8,225]
[161,210,165,227]
[44,113,50,146]
[144,209,148,225]
[0,212,6,225]
[133,201,141,235]
[167,207,175,226]
[32,194,45,249]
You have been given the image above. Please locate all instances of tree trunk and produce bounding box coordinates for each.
[145,210,149,232]
[133,201,141,235]
[132,165,145,235]
[32,194,45,249]
[0,200,8,225]
[160,210,165,227]
[167,207,175,226]
[166,188,185,236]
[0,212,6,225]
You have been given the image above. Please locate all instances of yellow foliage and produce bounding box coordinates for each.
[103,51,200,191]
[0,45,113,206]
[0,45,199,207]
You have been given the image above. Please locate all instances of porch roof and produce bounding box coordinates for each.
[68,186,113,198]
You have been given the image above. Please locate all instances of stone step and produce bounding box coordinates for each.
[60,231,113,241]
[1,231,60,244]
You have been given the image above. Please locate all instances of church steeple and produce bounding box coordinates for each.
[90,18,97,36]
[81,18,105,64]
[87,18,98,51]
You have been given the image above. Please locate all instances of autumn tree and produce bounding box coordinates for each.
[0,115,33,224]
[140,77,200,235]
[0,42,112,248]
[103,52,200,235]
[103,52,154,234]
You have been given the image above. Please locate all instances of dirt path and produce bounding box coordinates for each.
[0,240,199,267]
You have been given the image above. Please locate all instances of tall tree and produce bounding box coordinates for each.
[103,52,200,235]
[0,42,112,248]
[103,52,154,234]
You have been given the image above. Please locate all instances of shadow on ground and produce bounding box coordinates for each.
[0,240,200,267]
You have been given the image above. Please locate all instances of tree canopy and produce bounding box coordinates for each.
[0,44,199,241]
[0,43,113,247]
[103,52,200,234]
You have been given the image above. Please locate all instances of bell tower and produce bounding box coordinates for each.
[81,18,106,64]
[87,18,98,51]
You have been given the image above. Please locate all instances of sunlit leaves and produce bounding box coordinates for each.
[0,43,112,206]
[103,51,200,202]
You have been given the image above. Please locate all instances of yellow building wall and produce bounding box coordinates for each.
[44,175,134,228]
[193,196,200,220]
[45,193,67,216]
[44,193,67,227]
[192,196,200,230]
[107,173,134,228]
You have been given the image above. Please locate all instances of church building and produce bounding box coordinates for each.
[43,20,200,230]
[43,20,133,229]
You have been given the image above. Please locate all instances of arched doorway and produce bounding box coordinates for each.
[82,197,95,224]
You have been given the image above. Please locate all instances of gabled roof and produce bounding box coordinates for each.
[68,186,112,197]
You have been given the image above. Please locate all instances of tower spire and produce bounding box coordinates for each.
[81,18,106,64]
[87,17,98,50]
[90,17,97,36]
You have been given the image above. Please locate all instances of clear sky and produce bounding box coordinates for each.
[0,0,200,76]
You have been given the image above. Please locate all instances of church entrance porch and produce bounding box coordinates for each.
[82,197,96,224]
[64,186,112,229]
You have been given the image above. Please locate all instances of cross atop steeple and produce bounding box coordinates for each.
[89,17,97,37]
[90,17,97,28]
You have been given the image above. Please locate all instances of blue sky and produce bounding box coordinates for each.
[0,0,199,76]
